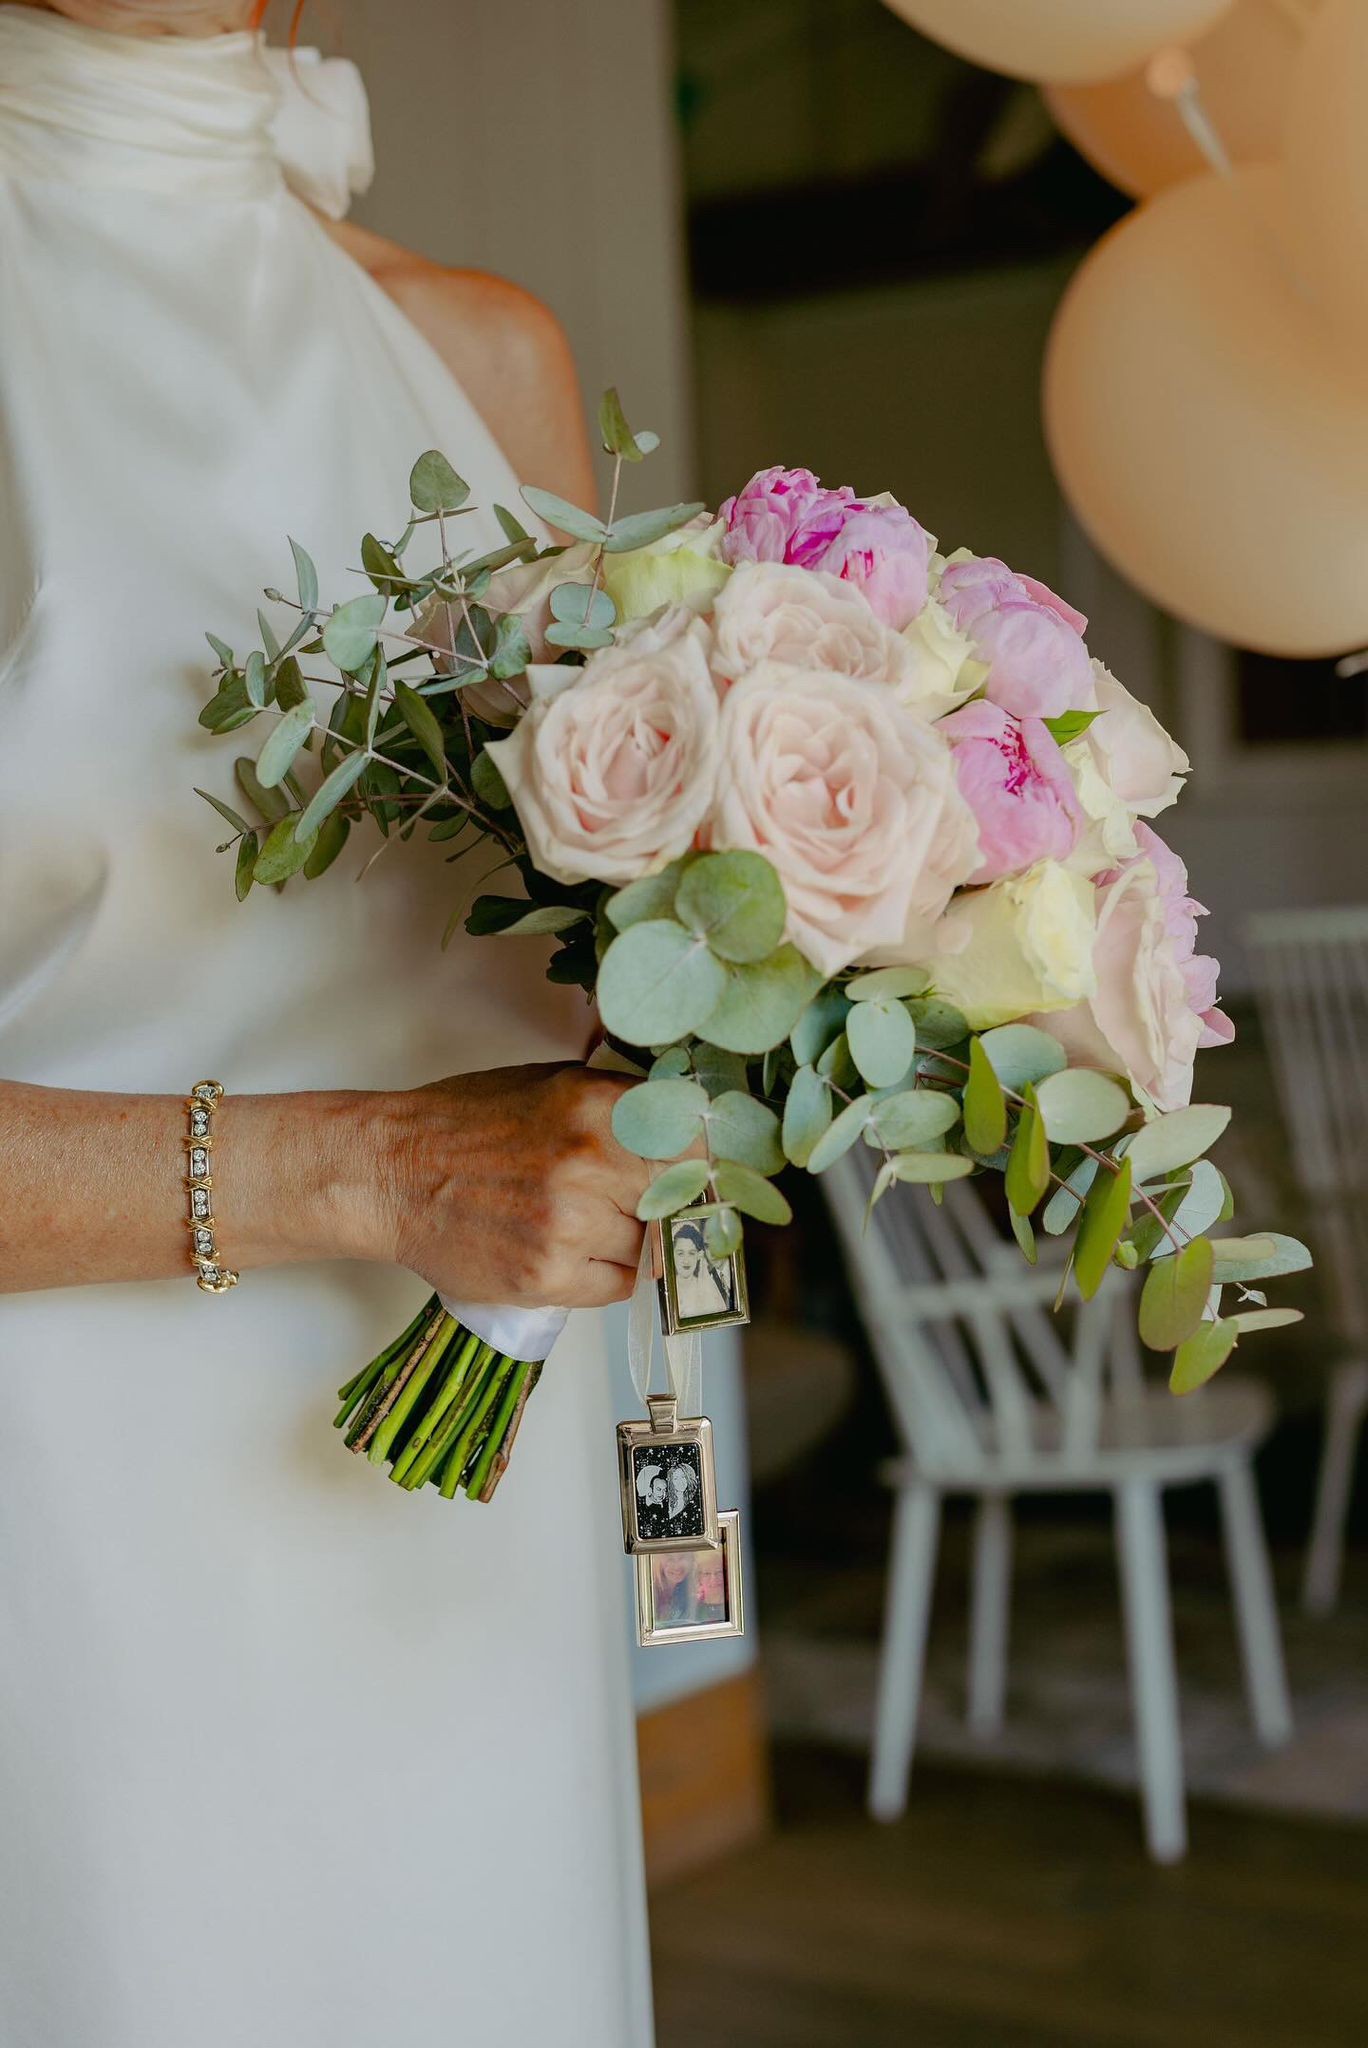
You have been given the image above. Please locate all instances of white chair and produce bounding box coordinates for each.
[1246,906,1368,1615]
[823,1156,1292,1864]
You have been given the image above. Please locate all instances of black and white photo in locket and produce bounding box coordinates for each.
[668,1219,736,1323]
[631,1440,705,1542]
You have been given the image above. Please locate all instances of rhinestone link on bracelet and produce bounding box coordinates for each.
[184,1081,239,1294]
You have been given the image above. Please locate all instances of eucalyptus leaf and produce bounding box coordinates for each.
[612,1078,709,1160]
[1034,1068,1131,1145]
[675,851,786,965]
[698,944,822,1056]
[471,749,512,810]
[488,905,591,937]
[816,1030,859,1092]
[195,788,252,837]
[636,1160,712,1221]
[323,593,387,675]
[1226,1307,1304,1335]
[521,486,608,543]
[1125,1104,1231,1184]
[605,860,688,933]
[234,830,258,900]
[1154,1159,1226,1256]
[712,1160,792,1225]
[597,919,727,1048]
[205,631,234,668]
[1010,1207,1038,1265]
[782,1065,833,1167]
[257,608,281,665]
[691,1045,750,1098]
[705,1207,742,1262]
[1005,1085,1049,1216]
[847,998,917,1090]
[964,1037,1008,1156]
[410,449,470,515]
[706,1092,784,1175]
[361,532,405,589]
[255,700,315,790]
[790,987,851,1068]
[604,503,707,553]
[235,757,290,825]
[845,966,929,1002]
[649,1048,692,1081]
[1202,1232,1312,1284]
[881,1151,975,1186]
[288,536,318,613]
[296,750,368,842]
[489,613,532,682]
[1139,1235,1214,1351]
[394,680,447,779]
[274,655,309,710]
[1074,1159,1133,1300]
[1043,1155,1097,1235]
[244,649,267,709]
[1169,1318,1240,1395]
[544,621,615,652]
[978,1023,1067,1093]
[906,997,969,1050]
[548,581,616,632]
[253,813,316,885]
[866,1088,960,1151]
[599,386,644,462]
[806,1095,873,1174]
[302,809,349,879]
[494,504,533,547]
[198,674,255,734]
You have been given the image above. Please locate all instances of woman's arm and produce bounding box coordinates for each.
[0,1065,648,1306]
[323,219,598,510]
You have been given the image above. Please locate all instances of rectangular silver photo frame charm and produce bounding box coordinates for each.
[654,1213,751,1338]
[635,1510,745,1647]
[616,1397,721,1557]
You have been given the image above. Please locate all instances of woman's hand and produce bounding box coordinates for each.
[362,1064,650,1310]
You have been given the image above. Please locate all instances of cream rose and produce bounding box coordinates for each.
[485,607,719,886]
[705,661,979,978]
[926,861,1098,1030]
[600,513,731,625]
[899,597,983,721]
[1086,660,1189,818]
[709,562,922,698]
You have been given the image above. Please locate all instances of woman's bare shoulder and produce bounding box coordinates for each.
[322,219,593,500]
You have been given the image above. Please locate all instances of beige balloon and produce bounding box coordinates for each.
[1284,0,1368,345]
[1044,166,1368,655]
[882,0,1236,85]
[1044,0,1316,198]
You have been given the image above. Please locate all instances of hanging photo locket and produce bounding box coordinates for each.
[654,1212,750,1338]
[617,1394,720,1556]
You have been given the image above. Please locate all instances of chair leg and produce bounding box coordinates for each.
[1114,1478,1187,1864]
[869,1480,941,1823]
[1302,1360,1368,1617]
[967,1492,1012,1739]
[1218,1459,1293,1748]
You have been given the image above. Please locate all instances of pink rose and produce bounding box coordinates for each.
[485,608,719,887]
[719,467,846,565]
[720,467,931,630]
[706,661,979,978]
[941,700,1084,884]
[938,554,1093,719]
[1043,825,1232,1111]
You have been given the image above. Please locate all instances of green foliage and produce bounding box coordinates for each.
[964,1037,1008,1156]
[707,1091,783,1175]
[1034,1067,1130,1145]
[323,594,387,674]
[296,750,368,842]
[604,503,707,553]
[845,966,928,1002]
[847,998,917,1089]
[675,851,786,964]
[253,813,316,884]
[1169,1318,1239,1395]
[234,830,258,900]
[697,946,822,1056]
[605,860,690,933]
[872,1152,974,1195]
[1074,1159,1132,1299]
[636,1160,712,1220]
[256,700,315,790]
[905,997,969,1050]
[393,680,447,779]
[612,1078,709,1160]
[596,919,727,1047]
[790,986,850,1068]
[705,1207,742,1261]
[1139,1235,1214,1351]
[805,1095,872,1174]
[409,450,470,514]
[1125,1104,1231,1183]
[302,810,349,879]
[520,485,608,543]
[865,1088,960,1151]
[782,1065,833,1167]
[1005,1085,1050,1215]
[1204,1232,1310,1284]
[712,1160,792,1225]
[977,1023,1066,1093]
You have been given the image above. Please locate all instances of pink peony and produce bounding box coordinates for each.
[720,467,931,630]
[938,554,1093,719]
[941,701,1084,884]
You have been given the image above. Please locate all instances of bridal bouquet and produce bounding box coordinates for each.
[196,391,1309,1503]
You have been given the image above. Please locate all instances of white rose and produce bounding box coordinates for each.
[1062,734,1141,874]
[1087,660,1189,818]
[486,607,719,886]
[706,660,979,978]
[899,597,984,721]
[926,861,1098,1030]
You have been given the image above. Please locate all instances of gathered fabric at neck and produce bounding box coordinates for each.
[0,5,372,212]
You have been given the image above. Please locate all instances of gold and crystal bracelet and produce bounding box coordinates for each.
[184,1080,239,1294]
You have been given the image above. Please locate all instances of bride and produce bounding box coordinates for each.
[0,3,655,2043]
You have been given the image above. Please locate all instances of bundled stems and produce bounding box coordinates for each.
[333,1298,544,1505]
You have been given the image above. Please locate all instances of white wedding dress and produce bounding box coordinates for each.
[0,12,652,2044]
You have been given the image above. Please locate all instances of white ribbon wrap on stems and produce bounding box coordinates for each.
[627,1228,703,1420]
[437,1298,569,1365]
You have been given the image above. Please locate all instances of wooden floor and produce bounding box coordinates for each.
[651,1746,1368,2048]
